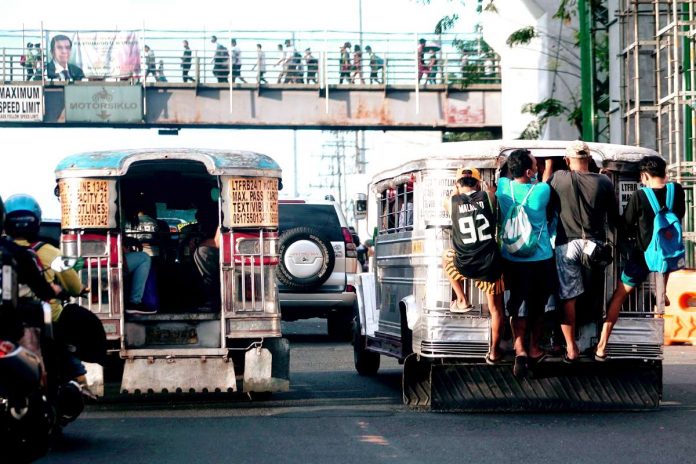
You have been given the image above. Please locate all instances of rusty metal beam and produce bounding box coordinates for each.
[2,83,501,131]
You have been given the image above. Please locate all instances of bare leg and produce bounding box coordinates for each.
[529,314,546,359]
[596,283,634,357]
[510,317,528,357]
[560,298,579,360]
[442,255,470,307]
[663,272,671,306]
[487,292,504,360]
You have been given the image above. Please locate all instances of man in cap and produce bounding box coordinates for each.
[547,140,618,362]
[442,166,505,364]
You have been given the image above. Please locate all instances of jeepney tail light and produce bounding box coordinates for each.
[342,228,357,258]
[61,233,117,267]
[346,284,356,293]
[222,231,278,266]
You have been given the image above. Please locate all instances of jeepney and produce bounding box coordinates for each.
[55,149,289,395]
[353,140,664,411]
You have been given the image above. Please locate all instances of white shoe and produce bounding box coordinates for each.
[450,300,474,313]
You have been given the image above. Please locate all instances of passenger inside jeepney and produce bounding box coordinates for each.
[191,205,221,311]
[122,196,161,315]
[119,167,224,313]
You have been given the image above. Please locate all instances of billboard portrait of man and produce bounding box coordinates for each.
[47,34,85,81]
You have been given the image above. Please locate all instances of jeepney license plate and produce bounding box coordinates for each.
[146,326,199,345]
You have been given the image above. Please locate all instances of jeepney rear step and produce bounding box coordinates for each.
[403,354,662,412]
[121,352,237,394]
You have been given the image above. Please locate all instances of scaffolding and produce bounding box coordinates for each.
[616,0,696,266]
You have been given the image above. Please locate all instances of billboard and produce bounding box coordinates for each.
[65,85,143,123]
[47,31,141,80]
[0,85,43,121]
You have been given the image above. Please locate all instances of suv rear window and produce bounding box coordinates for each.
[279,204,343,241]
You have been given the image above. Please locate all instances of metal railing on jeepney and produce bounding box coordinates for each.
[61,232,122,326]
[222,230,278,315]
[0,28,501,87]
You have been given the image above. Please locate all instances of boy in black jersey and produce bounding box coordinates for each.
[595,155,686,360]
[442,167,505,363]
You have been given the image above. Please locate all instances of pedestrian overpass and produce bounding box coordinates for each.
[0,28,502,131]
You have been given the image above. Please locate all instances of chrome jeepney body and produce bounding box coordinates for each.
[355,140,664,410]
[55,149,289,395]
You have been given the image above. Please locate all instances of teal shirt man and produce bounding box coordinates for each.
[496,176,553,262]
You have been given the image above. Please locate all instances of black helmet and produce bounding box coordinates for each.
[4,194,42,240]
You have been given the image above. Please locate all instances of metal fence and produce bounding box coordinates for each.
[0,28,500,86]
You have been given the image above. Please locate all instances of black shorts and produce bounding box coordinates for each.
[503,258,555,318]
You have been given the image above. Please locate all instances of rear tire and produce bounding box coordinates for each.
[276,227,335,290]
[353,310,380,376]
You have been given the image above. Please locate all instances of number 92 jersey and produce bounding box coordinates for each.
[451,191,502,282]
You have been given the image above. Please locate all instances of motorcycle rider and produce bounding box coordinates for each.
[3,194,98,400]
[0,194,57,341]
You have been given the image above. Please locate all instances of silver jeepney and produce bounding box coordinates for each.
[354,140,664,411]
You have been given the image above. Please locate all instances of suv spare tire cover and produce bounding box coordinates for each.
[277,226,336,290]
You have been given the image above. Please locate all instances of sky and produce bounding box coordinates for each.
[0,0,478,223]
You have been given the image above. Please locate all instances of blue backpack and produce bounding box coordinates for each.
[642,183,685,273]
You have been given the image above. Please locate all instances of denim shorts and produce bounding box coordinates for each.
[621,249,650,288]
[554,239,601,300]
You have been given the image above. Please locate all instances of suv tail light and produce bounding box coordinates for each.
[341,227,357,258]
[0,340,16,358]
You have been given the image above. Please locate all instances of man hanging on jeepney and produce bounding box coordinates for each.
[497,149,555,378]
[442,167,505,364]
[546,140,619,363]
[595,155,686,361]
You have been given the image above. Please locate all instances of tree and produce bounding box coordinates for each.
[430,0,610,140]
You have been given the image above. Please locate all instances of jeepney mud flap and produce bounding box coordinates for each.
[242,337,290,393]
[121,356,237,394]
[404,354,662,411]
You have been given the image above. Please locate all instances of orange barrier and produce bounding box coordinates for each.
[664,269,696,345]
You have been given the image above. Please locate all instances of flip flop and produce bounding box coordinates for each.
[562,354,578,364]
[450,301,474,313]
[594,352,608,362]
[529,353,548,364]
[485,353,502,365]
[513,355,528,378]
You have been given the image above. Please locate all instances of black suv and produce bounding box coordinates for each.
[277,199,358,339]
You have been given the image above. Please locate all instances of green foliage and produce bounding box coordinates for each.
[506,26,537,47]
[444,130,497,142]
[519,98,572,140]
[435,14,460,34]
[553,0,575,23]
[482,1,497,13]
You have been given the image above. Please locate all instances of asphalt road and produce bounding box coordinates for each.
[37,319,696,464]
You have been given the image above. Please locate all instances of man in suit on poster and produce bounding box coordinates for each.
[46,34,85,81]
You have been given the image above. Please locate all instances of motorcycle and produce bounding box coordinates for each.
[0,248,85,462]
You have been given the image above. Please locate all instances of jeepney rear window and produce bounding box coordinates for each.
[378,182,414,233]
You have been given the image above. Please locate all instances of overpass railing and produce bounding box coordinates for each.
[0,28,500,87]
